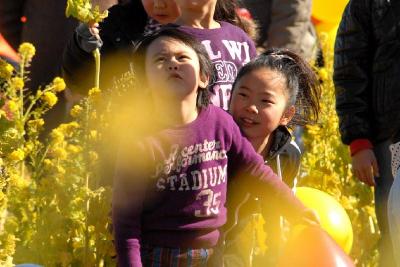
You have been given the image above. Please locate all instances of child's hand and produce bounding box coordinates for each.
[88,22,100,40]
[75,22,103,53]
[351,148,379,186]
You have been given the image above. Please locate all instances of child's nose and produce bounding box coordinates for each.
[246,104,258,114]
[154,0,166,9]
[168,65,178,71]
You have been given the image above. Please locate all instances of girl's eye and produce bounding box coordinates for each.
[261,99,273,104]
[178,55,190,61]
[238,92,248,98]
[154,57,165,63]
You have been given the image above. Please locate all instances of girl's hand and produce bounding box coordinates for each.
[75,23,103,53]
[88,22,100,40]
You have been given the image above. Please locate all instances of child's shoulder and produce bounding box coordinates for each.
[269,126,301,158]
[202,105,236,128]
[207,104,234,120]
[219,21,251,37]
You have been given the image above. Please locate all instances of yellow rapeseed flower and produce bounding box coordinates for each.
[24,142,34,153]
[50,128,65,143]
[58,121,80,137]
[70,105,83,118]
[43,159,54,170]
[9,149,25,161]
[42,92,58,107]
[7,100,19,113]
[27,119,45,128]
[52,77,66,92]
[18,43,36,61]
[88,87,101,101]
[53,147,67,160]
[57,166,66,175]
[9,173,29,188]
[318,68,329,81]
[67,144,83,154]
[0,59,14,79]
[11,77,24,90]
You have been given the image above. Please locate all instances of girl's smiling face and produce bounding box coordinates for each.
[141,0,180,24]
[229,68,295,140]
[145,36,208,103]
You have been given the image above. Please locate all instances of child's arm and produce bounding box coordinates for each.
[227,122,309,223]
[62,23,102,95]
[112,144,149,267]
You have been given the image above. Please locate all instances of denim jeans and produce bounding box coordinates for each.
[388,171,400,267]
[374,140,395,266]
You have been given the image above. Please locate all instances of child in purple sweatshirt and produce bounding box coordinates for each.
[112,28,316,267]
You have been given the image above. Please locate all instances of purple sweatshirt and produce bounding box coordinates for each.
[112,105,307,266]
[180,22,257,110]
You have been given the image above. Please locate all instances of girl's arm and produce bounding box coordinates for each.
[112,143,149,267]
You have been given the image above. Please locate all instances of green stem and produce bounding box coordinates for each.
[93,48,101,89]
[18,57,25,121]
[84,172,90,265]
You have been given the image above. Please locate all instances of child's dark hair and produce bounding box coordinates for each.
[131,28,213,108]
[214,0,257,41]
[232,48,321,126]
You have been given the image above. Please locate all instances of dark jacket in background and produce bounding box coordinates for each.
[0,0,78,132]
[62,1,148,95]
[334,0,400,145]
[0,0,78,90]
[241,0,316,61]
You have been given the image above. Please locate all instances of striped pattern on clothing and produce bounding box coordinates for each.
[141,245,213,267]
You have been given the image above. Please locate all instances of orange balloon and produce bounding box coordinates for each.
[295,187,353,253]
[277,225,355,267]
[0,34,19,62]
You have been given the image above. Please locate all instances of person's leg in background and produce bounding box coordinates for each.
[374,140,395,267]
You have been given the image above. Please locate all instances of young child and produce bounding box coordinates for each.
[225,49,321,266]
[112,28,317,267]
[173,0,257,110]
[62,0,180,97]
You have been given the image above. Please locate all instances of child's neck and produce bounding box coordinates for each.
[251,133,274,158]
[176,9,220,29]
[154,99,199,127]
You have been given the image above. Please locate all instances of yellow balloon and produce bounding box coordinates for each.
[312,0,349,24]
[315,23,339,53]
[295,187,353,254]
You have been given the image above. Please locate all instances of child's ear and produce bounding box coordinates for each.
[280,105,296,125]
[199,74,209,89]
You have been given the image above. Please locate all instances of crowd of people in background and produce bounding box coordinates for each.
[1,0,399,266]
